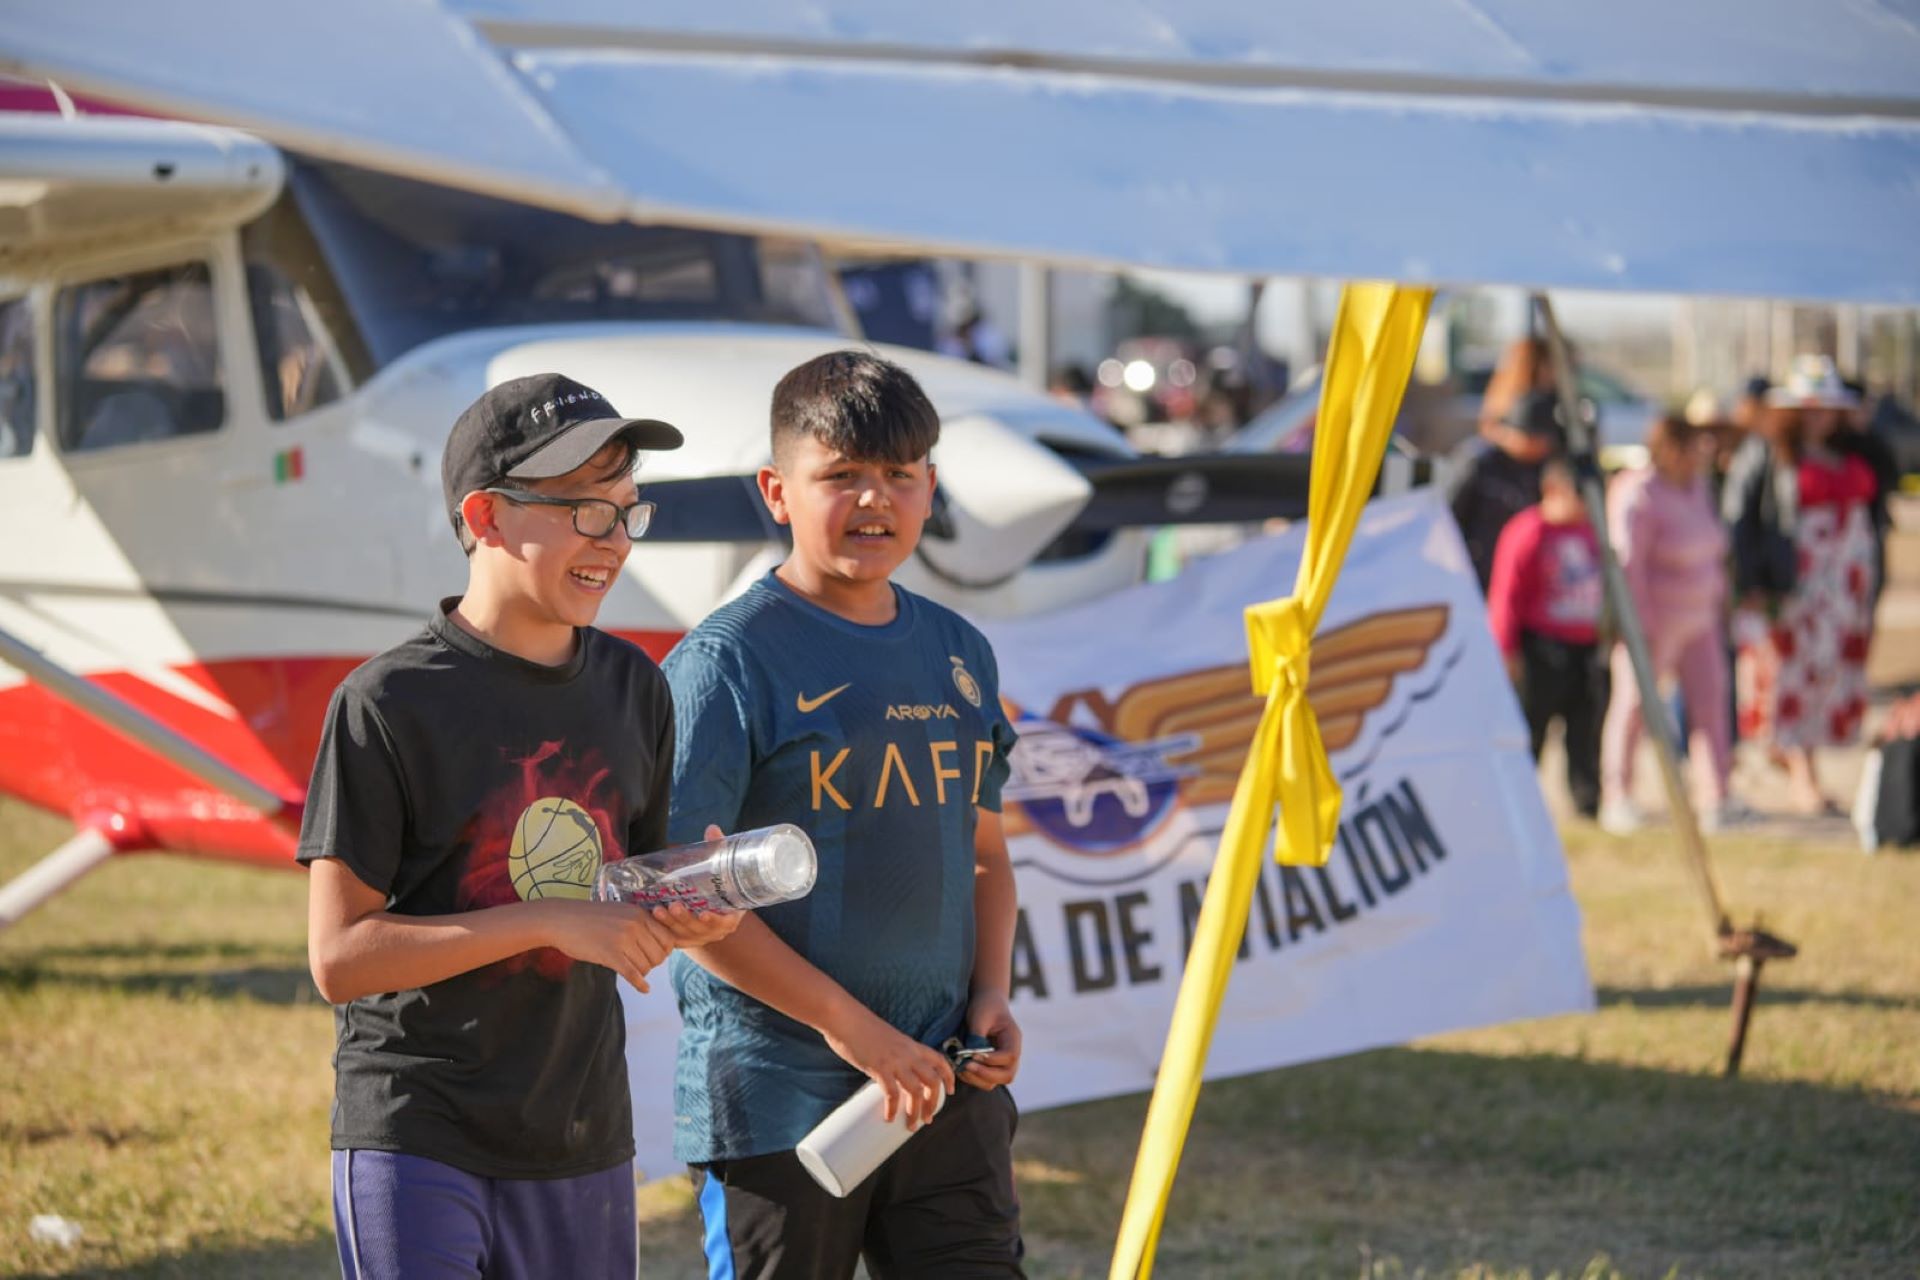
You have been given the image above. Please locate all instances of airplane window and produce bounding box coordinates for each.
[760,238,845,333]
[55,263,225,452]
[247,264,344,421]
[283,159,849,368]
[0,296,33,459]
[529,240,720,306]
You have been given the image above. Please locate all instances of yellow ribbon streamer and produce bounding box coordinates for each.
[1109,283,1435,1279]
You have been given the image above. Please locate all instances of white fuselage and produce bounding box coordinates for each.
[0,135,1147,858]
[0,287,1143,688]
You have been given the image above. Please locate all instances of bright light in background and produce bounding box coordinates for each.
[1123,359,1157,392]
[971,260,1918,405]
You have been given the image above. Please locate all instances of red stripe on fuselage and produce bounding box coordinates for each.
[0,628,685,867]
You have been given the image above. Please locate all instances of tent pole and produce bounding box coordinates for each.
[1771,302,1796,373]
[1897,312,1914,406]
[1835,305,1862,379]
[1535,294,1795,1076]
[1018,262,1052,392]
[1744,301,1771,383]
[1533,294,1730,942]
[1672,299,1697,400]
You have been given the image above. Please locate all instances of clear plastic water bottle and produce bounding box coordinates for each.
[594,823,817,912]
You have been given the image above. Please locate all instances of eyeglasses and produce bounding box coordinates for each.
[483,487,655,540]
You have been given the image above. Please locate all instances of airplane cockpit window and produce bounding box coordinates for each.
[0,296,34,459]
[54,264,225,453]
[283,159,849,369]
[246,264,344,421]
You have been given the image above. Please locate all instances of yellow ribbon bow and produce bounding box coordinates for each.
[1109,282,1434,1279]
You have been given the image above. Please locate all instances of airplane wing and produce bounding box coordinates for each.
[0,114,282,270]
[2,3,1917,301]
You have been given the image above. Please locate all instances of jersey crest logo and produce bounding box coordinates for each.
[951,656,983,707]
[796,683,852,713]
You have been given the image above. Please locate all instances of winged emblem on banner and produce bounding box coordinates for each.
[1000,604,1450,841]
[1112,603,1450,808]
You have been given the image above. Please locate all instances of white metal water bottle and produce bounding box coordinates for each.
[593,824,817,912]
[795,1078,946,1199]
[796,1040,991,1198]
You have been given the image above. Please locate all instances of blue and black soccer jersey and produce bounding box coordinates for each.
[662,572,1017,1163]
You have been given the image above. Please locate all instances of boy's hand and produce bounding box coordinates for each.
[650,901,743,948]
[540,901,675,993]
[648,825,746,948]
[958,990,1022,1090]
[823,1007,955,1129]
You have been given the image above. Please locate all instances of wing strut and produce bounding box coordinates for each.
[0,829,114,929]
[1535,294,1796,1075]
[0,621,292,930]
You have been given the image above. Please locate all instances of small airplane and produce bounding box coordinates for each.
[0,102,1333,925]
[0,4,1916,928]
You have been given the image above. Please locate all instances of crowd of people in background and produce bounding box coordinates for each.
[1031,311,1906,831]
[1455,345,1900,829]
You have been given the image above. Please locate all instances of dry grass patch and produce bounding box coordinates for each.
[2,801,1915,1278]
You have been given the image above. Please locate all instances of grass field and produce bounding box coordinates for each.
[2,796,1916,1279]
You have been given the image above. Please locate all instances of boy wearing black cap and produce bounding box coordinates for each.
[300,373,739,1278]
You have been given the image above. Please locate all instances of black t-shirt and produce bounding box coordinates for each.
[296,601,672,1179]
[1449,444,1548,590]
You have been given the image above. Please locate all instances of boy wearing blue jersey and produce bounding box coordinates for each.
[664,351,1025,1278]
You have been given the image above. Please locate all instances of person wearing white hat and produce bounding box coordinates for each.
[1724,356,1878,816]
[1765,354,1860,413]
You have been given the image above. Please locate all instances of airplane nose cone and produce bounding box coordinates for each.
[920,415,1091,585]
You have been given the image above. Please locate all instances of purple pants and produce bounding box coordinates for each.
[331,1149,635,1280]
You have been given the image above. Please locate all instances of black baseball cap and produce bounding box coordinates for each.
[1502,389,1567,438]
[441,373,682,529]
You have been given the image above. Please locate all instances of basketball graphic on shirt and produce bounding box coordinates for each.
[508,797,602,901]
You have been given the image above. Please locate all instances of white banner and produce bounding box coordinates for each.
[625,492,1592,1176]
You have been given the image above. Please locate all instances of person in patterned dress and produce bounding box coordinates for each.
[1725,356,1877,816]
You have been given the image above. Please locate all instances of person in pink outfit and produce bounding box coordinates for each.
[1487,458,1606,819]
[1599,416,1751,833]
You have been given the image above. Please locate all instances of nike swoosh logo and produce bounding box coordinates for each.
[796,684,852,714]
